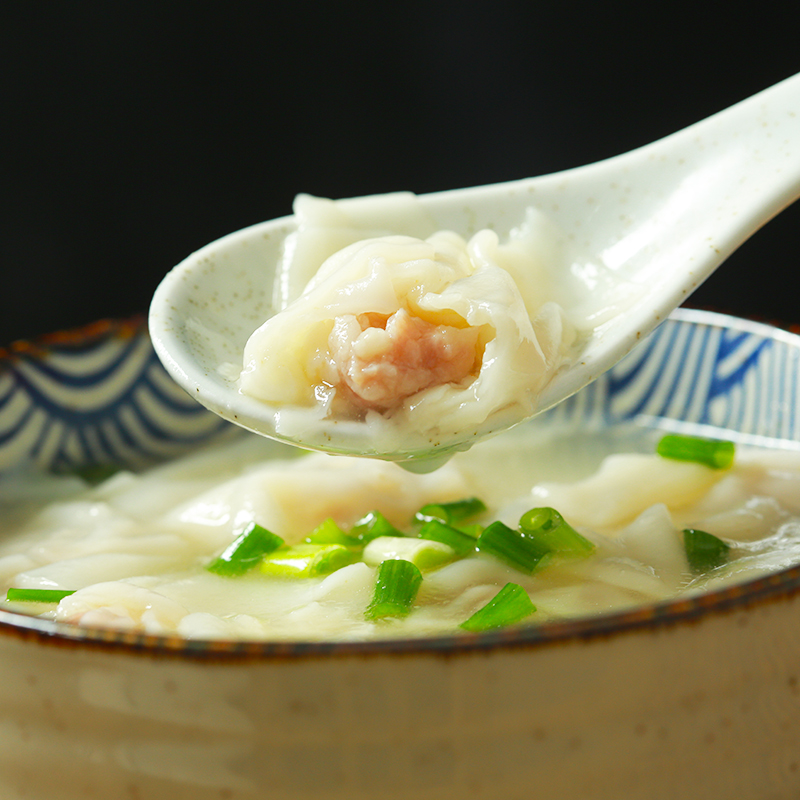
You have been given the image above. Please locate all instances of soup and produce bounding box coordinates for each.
[2,419,798,641]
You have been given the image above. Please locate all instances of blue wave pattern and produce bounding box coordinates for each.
[0,320,230,473]
[1,311,798,475]
[549,311,800,442]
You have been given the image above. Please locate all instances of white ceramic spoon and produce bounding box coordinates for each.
[150,72,800,469]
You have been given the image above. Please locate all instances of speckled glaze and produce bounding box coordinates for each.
[1,311,800,798]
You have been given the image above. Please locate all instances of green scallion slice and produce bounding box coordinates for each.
[414,497,487,526]
[6,588,76,603]
[683,528,731,573]
[71,463,122,485]
[351,510,404,543]
[518,507,595,557]
[460,583,536,632]
[260,543,356,578]
[365,559,422,620]
[417,518,477,556]
[656,434,735,470]
[458,523,484,539]
[362,536,455,570]
[476,521,551,574]
[206,522,284,576]
[304,518,360,548]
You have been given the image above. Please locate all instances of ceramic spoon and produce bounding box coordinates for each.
[150,72,800,469]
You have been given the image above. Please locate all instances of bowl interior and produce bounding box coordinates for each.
[1,308,799,653]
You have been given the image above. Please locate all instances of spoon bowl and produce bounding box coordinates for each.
[150,73,800,465]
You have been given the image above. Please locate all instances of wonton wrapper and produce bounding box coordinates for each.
[240,225,576,453]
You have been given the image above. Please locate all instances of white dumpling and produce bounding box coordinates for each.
[240,219,576,453]
[162,452,470,546]
[532,454,725,530]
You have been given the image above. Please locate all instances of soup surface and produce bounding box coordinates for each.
[1,420,799,641]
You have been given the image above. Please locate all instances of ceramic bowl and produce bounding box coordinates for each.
[1,309,800,800]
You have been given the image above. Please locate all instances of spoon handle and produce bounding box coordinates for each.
[547,71,800,282]
[653,71,800,258]
[533,72,800,415]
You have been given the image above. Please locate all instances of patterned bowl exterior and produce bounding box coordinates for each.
[2,308,798,477]
[549,307,800,445]
[0,317,231,474]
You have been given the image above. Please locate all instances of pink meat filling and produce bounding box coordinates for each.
[328,308,482,411]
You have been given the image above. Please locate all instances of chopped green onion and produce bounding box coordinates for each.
[656,434,735,469]
[476,521,551,574]
[414,497,487,526]
[304,518,360,548]
[6,588,76,603]
[70,463,122,485]
[683,528,731,573]
[365,559,422,620]
[363,536,455,570]
[458,523,484,539]
[518,507,595,557]
[206,522,284,576]
[351,510,404,543]
[260,543,356,578]
[460,583,536,632]
[417,518,477,556]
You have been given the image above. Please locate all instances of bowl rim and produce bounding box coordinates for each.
[2,308,800,662]
[1,561,798,662]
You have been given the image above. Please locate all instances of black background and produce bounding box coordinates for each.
[2,3,799,347]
